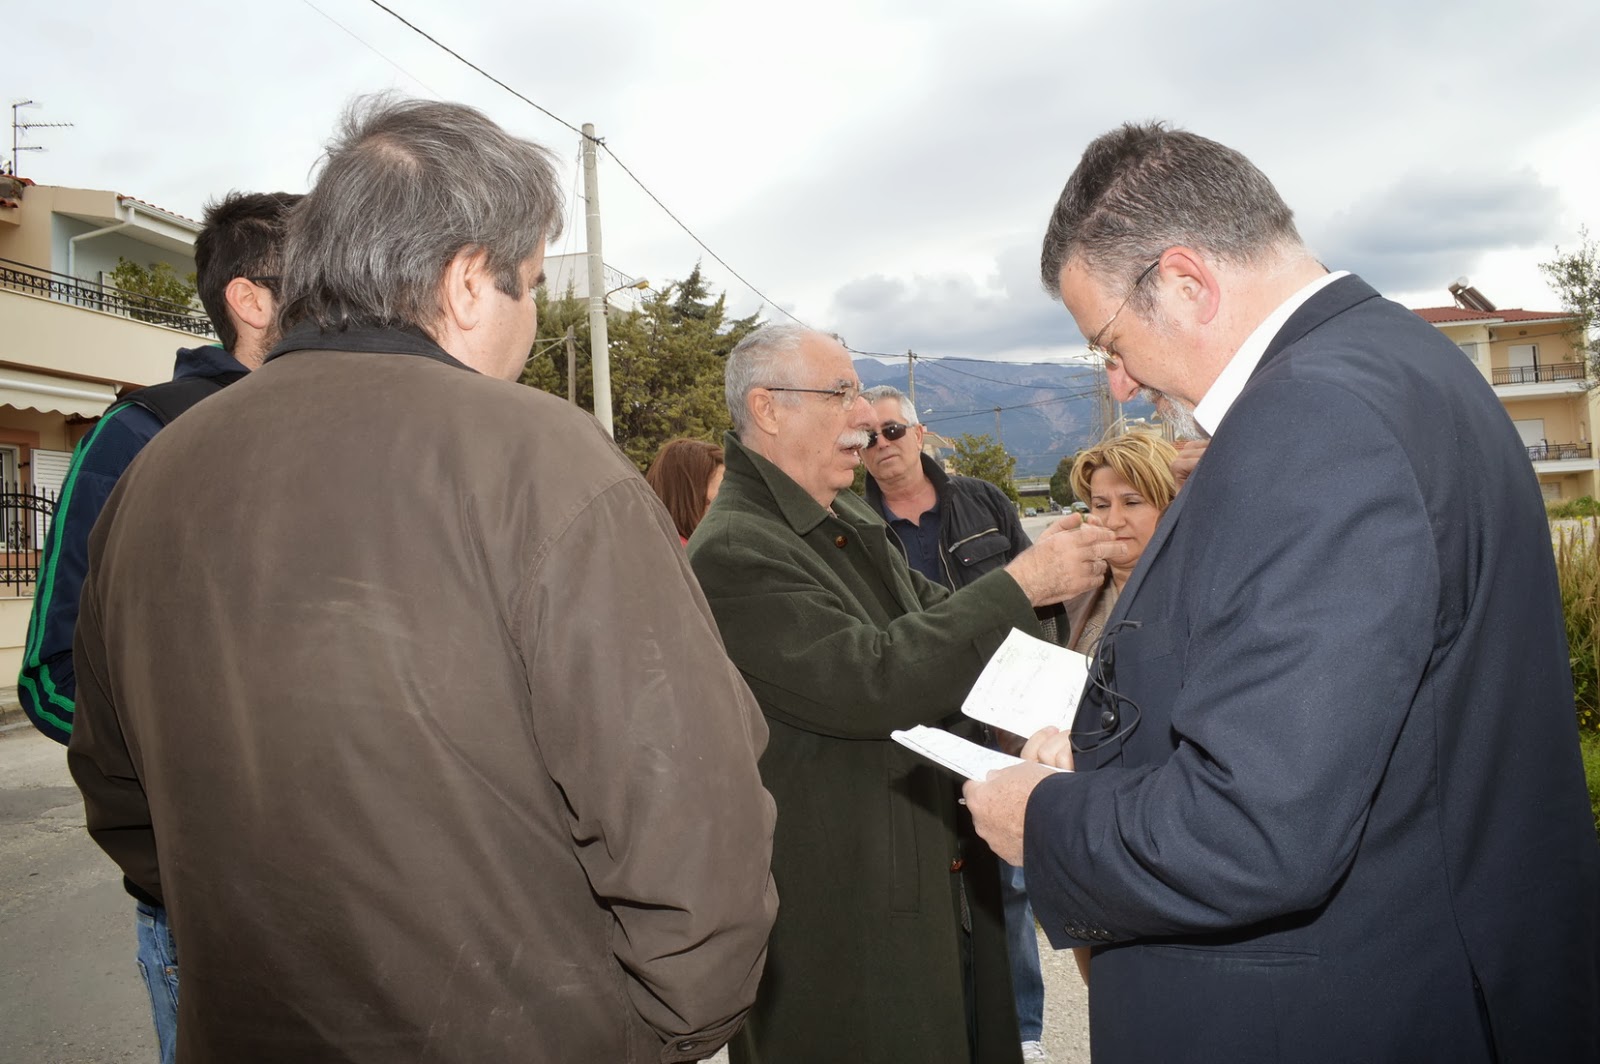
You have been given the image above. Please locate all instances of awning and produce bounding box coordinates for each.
[0,367,119,418]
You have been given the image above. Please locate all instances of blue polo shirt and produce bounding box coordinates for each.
[878,499,944,585]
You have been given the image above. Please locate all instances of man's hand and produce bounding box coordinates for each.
[962,761,1057,867]
[1021,725,1075,771]
[1004,520,1125,607]
[1171,439,1208,492]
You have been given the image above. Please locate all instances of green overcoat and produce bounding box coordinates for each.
[689,434,1036,1064]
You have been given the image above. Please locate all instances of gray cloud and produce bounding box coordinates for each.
[1310,169,1565,297]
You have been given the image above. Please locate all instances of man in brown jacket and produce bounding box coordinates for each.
[67,95,777,1063]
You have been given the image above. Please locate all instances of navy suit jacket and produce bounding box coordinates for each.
[1024,276,1600,1063]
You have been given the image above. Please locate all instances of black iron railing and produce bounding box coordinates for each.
[1493,362,1586,386]
[1526,442,1593,462]
[0,485,59,591]
[0,256,214,337]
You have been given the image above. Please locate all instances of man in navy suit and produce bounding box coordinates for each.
[965,122,1600,1063]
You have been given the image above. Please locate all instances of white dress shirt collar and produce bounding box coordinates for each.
[1193,271,1349,436]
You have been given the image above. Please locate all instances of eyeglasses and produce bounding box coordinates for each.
[763,383,863,409]
[1085,256,1162,369]
[1071,618,1144,754]
[866,422,911,447]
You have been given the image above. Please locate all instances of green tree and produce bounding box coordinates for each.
[1049,452,1082,508]
[109,257,199,324]
[522,265,762,470]
[949,433,1019,505]
[1539,227,1600,379]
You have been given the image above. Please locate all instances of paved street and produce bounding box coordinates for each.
[0,725,155,1063]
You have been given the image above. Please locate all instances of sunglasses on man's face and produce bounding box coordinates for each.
[867,422,911,447]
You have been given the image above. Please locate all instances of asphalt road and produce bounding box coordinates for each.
[0,726,155,1063]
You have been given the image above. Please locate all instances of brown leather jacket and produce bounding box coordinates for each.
[68,326,778,1063]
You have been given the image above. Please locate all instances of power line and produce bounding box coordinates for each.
[851,347,1097,370]
[922,359,1098,392]
[362,0,584,136]
[598,144,808,328]
[299,0,441,96]
[361,0,806,328]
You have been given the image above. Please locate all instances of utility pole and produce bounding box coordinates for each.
[581,124,613,436]
[1094,372,1114,440]
[906,350,916,409]
[565,325,577,404]
[9,101,73,177]
[993,406,1005,450]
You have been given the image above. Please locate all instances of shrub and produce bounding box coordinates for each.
[1553,520,1600,837]
[1548,495,1600,520]
[1583,732,1600,839]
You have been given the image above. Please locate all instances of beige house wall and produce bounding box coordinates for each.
[1,286,189,389]
[0,598,30,679]
[1432,318,1597,500]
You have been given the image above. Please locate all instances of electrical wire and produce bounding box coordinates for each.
[361,0,805,327]
[299,0,442,96]
[362,0,584,136]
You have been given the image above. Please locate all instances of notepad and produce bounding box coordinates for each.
[891,628,1086,779]
[891,725,1064,782]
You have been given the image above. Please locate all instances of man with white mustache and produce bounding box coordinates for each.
[689,324,1124,1064]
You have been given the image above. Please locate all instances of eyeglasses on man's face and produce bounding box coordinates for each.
[1085,256,1163,370]
[866,422,911,447]
[763,383,863,409]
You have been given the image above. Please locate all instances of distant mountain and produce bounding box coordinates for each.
[854,358,1152,475]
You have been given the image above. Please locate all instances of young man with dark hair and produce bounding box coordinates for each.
[19,189,299,1064]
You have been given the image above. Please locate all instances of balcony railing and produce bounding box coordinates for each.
[1493,362,1586,386]
[0,485,59,591]
[1527,442,1593,462]
[0,257,214,337]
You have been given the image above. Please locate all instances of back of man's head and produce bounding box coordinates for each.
[278,94,563,338]
[1039,121,1302,305]
[195,191,302,353]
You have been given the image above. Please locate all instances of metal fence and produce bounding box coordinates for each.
[0,485,59,592]
[1527,442,1593,462]
[0,256,215,337]
[1493,362,1586,386]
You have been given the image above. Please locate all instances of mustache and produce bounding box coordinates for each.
[837,429,872,450]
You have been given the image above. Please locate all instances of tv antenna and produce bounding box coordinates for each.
[8,100,74,176]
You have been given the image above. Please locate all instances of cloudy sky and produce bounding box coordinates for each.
[11,0,1598,364]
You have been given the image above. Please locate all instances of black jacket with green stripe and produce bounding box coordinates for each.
[18,344,247,751]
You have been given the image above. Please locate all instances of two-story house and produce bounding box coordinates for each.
[1415,280,1593,502]
[0,176,213,677]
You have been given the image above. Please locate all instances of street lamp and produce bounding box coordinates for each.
[603,277,650,308]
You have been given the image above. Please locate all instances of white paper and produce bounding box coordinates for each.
[891,725,1065,782]
[960,628,1090,739]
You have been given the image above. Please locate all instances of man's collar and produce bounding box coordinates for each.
[723,431,841,535]
[264,321,474,372]
[1193,270,1348,435]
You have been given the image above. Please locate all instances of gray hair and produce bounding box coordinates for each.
[279,94,564,334]
[1039,122,1302,314]
[725,323,817,436]
[861,384,919,425]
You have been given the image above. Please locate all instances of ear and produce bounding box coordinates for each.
[1153,246,1221,326]
[224,277,275,334]
[439,246,493,333]
[747,388,782,437]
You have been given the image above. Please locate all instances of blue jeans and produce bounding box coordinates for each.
[134,901,179,1064]
[999,859,1045,1042]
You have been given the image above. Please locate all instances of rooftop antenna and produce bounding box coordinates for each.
[9,100,74,177]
